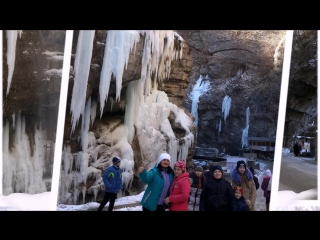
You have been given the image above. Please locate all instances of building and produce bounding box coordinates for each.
[245,137,276,161]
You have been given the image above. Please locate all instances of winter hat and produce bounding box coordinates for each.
[234,186,243,196]
[266,169,272,177]
[174,160,186,172]
[157,152,171,164]
[195,166,203,172]
[237,160,246,169]
[212,165,223,173]
[112,156,121,165]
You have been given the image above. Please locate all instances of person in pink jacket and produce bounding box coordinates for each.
[164,160,191,211]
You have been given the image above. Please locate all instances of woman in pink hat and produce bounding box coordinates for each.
[164,160,191,211]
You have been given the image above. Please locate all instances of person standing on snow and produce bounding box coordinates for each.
[164,160,191,211]
[138,152,174,211]
[249,166,260,190]
[97,156,123,211]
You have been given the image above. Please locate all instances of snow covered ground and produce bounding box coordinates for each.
[275,148,318,211]
[0,191,144,211]
[0,148,318,211]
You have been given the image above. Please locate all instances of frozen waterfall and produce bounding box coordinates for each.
[5,30,22,95]
[222,95,231,122]
[3,112,51,195]
[241,107,250,148]
[190,75,211,126]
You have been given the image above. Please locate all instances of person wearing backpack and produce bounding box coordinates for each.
[249,167,260,190]
[188,166,206,211]
[261,169,272,211]
[199,165,236,211]
[97,156,123,211]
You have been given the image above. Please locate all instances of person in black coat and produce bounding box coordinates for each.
[199,165,237,211]
[249,167,259,190]
[234,186,250,211]
[293,142,300,156]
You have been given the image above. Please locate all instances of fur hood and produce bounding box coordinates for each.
[230,167,253,184]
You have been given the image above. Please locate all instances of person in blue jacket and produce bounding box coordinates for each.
[138,152,174,211]
[97,156,123,211]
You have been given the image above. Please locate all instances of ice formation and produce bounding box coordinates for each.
[60,30,190,205]
[70,30,95,134]
[99,30,140,117]
[3,112,51,195]
[5,30,22,95]
[190,75,211,126]
[241,107,250,148]
[222,95,232,122]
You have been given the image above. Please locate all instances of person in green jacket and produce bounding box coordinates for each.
[139,152,174,211]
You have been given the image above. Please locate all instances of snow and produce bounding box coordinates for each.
[0,191,145,211]
[274,148,318,211]
[0,192,52,211]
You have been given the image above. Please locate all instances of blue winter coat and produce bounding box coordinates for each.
[102,165,123,193]
[139,164,174,211]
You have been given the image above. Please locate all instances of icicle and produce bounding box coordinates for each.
[70,30,95,134]
[222,95,232,122]
[99,30,140,116]
[90,99,97,128]
[6,30,21,95]
[81,97,92,151]
[241,107,250,148]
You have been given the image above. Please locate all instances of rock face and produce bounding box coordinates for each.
[285,30,317,137]
[284,30,317,160]
[59,30,196,204]
[2,30,66,195]
[176,30,286,155]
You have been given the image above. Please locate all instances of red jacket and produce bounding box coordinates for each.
[168,172,191,211]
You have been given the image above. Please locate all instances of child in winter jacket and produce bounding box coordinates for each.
[234,186,250,211]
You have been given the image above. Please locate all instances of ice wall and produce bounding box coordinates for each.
[3,112,51,195]
[61,30,190,204]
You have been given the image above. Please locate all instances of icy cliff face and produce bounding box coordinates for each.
[2,30,66,195]
[178,30,287,155]
[58,30,195,205]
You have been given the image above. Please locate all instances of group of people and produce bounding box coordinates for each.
[97,152,272,211]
